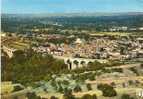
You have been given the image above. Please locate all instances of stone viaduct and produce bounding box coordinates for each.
[2,46,108,70]
[53,56,108,70]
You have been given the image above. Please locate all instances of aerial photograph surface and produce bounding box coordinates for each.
[1,0,143,99]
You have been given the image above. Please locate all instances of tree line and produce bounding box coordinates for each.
[1,50,68,85]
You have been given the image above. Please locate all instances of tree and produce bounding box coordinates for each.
[129,67,139,76]
[121,94,135,99]
[6,51,68,85]
[97,84,117,97]
[87,61,104,71]
[62,80,69,86]
[81,94,92,99]
[122,83,127,88]
[12,50,26,63]
[1,55,12,81]
[73,85,82,92]
[27,92,41,99]
[73,60,79,68]
[63,88,75,99]
[50,79,57,88]
[13,85,24,92]
[88,74,95,81]
[128,80,134,85]
[50,96,58,99]
[120,47,125,55]
[92,94,97,99]
[58,85,64,93]
[110,82,116,88]
[43,89,48,93]
[86,83,92,91]
[141,63,143,68]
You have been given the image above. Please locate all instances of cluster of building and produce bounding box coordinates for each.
[32,36,143,60]
[109,26,143,32]
[2,31,143,61]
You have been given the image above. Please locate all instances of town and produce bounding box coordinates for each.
[1,13,143,99]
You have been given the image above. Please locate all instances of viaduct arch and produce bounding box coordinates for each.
[53,56,107,70]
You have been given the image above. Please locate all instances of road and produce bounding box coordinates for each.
[1,89,30,99]
[106,63,141,69]
[86,76,143,84]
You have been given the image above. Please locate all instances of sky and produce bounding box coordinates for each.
[2,0,143,14]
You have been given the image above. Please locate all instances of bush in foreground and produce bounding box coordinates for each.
[97,84,117,97]
[50,96,58,99]
[86,83,92,91]
[74,85,82,92]
[63,88,75,99]
[121,94,135,99]
[81,94,97,99]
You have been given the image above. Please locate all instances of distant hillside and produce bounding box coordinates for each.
[2,12,143,18]
[1,12,143,33]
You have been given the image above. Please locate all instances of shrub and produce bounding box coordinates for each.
[110,82,116,87]
[81,94,92,99]
[13,85,24,92]
[62,80,69,85]
[129,67,139,76]
[97,84,117,97]
[5,51,68,85]
[92,94,97,99]
[81,94,97,99]
[88,74,95,81]
[73,85,82,92]
[27,92,41,99]
[63,88,75,99]
[58,85,63,93]
[121,94,135,99]
[111,68,123,73]
[86,83,92,91]
[50,96,58,99]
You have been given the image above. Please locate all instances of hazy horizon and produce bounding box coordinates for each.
[2,0,143,14]
[2,11,143,14]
